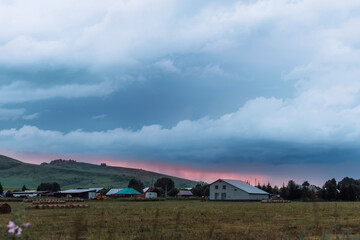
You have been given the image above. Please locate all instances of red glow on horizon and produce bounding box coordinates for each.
[96,159,268,185]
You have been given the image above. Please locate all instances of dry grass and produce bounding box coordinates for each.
[1,200,360,239]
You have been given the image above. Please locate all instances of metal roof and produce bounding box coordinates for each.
[106,189,123,195]
[115,188,141,195]
[87,188,104,192]
[213,179,269,195]
[12,191,48,194]
[177,190,193,196]
[58,189,96,194]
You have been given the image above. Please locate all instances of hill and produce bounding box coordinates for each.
[0,155,198,189]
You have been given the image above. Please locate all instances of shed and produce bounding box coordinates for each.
[177,190,193,197]
[209,179,269,201]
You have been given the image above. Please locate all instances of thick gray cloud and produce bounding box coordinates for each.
[1,0,360,183]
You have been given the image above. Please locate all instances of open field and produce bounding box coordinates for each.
[1,200,360,239]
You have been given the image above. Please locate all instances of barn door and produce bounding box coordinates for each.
[221,193,226,200]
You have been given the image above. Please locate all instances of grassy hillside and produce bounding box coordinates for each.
[0,155,198,189]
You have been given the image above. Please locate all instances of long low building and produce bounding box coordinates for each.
[57,189,97,199]
[12,191,49,198]
[209,179,269,201]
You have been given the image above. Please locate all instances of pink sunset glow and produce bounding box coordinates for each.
[102,159,269,185]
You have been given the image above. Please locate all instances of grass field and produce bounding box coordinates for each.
[1,200,360,239]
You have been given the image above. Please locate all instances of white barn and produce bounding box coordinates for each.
[209,179,269,201]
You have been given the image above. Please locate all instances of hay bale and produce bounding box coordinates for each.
[0,203,11,214]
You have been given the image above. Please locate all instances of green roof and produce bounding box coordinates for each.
[115,188,141,195]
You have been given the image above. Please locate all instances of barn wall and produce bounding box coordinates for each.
[249,193,269,200]
[210,180,269,201]
[210,180,249,200]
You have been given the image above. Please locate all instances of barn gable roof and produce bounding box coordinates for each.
[58,189,96,194]
[212,179,269,195]
[177,190,193,196]
[116,188,141,195]
[106,188,123,195]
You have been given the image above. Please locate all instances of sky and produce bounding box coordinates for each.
[1,0,360,186]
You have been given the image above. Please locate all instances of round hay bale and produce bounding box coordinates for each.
[0,203,11,214]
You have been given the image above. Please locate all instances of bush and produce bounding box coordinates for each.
[37,182,61,192]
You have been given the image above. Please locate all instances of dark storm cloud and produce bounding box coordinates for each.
[1,0,360,182]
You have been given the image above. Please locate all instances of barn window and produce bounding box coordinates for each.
[222,185,226,189]
[215,185,218,189]
[234,189,237,191]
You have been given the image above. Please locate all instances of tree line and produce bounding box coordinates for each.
[128,177,209,197]
[256,177,360,201]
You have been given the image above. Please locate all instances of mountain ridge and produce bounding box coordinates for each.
[0,155,198,189]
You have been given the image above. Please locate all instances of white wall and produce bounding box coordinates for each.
[209,180,268,201]
[88,192,96,199]
[145,192,157,198]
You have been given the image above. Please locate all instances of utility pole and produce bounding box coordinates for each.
[165,184,167,199]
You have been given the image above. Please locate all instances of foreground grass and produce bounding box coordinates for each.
[1,200,360,239]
